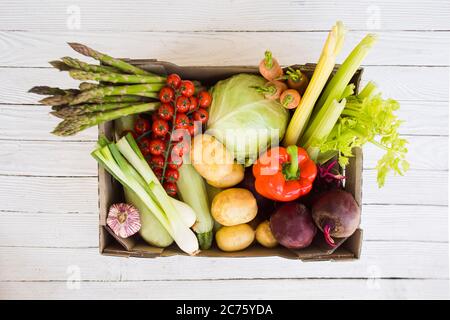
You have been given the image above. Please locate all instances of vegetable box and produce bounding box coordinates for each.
[98,60,364,261]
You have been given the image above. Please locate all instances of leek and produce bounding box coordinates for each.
[92,136,199,255]
[283,21,346,146]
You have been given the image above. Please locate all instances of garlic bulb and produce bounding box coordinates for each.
[107,203,141,238]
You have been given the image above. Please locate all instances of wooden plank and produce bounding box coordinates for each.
[0,105,97,141]
[1,31,449,67]
[2,66,447,105]
[1,279,448,299]
[0,135,444,177]
[0,176,98,213]
[0,169,445,215]
[0,242,448,281]
[1,101,447,142]
[0,140,97,176]
[0,205,445,248]
[1,0,449,31]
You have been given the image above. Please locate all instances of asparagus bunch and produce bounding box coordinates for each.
[30,42,167,136]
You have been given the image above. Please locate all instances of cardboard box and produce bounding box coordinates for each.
[98,61,364,261]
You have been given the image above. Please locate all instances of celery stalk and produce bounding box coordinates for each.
[283,21,346,146]
[312,33,378,119]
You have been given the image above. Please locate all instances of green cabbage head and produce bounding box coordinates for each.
[206,74,289,165]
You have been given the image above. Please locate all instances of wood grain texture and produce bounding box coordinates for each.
[0,205,446,248]
[1,0,450,31]
[1,279,449,299]
[0,242,448,281]
[1,31,449,67]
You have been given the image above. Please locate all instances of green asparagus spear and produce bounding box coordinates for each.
[52,102,161,136]
[61,57,122,73]
[46,94,152,107]
[40,94,77,106]
[51,102,137,118]
[70,84,162,105]
[29,86,79,96]
[69,70,166,84]
[67,42,153,76]
[79,82,101,91]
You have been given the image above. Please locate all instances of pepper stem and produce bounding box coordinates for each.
[286,145,299,179]
[323,224,336,247]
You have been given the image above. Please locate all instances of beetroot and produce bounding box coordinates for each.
[270,202,316,249]
[312,189,360,247]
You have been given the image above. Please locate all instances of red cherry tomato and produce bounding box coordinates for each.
[193,108,209,124]
[153,167,163,181]
[157,103,174,121]
[168,153,183,169]
[188,96,198,112]
[172,140,190,157]
[152,119,169,137]
[149,155,165,169]
[149,139,166,156]
[175,96,191,113]
[187,120,201,137]
[139,137,152,156]
[163,182,178,197]
[166,73,181,89]
[164,168,179,182]
[175,113,190,129]
[159,86,175,103]
[134,118,151,135]
[180,80,195,97]
[198,91,212,108]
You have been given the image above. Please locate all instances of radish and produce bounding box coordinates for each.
[311,189,360,247]
[259,50,283,81]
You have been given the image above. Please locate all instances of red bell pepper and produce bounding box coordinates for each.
[252,145,317,202]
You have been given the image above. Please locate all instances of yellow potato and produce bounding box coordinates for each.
[207,163,244,188]
[256,221,278,248]
[191,134,235,182]
[215,224,255,252]
[211,188,257,226]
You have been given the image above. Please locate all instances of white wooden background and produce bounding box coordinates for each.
[0,0,449,299]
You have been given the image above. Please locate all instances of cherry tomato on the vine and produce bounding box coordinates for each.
[168,153,183,169]
[149,139,166,156]
[163,182,178,197]
[172,140,190,157]
[149,155,165,169]
[187,120,201,137]
[159,86,175,103]
[166,73,181,89]
[164,168,179,183]
[139,137,152,156]
[189,96,198,112]
[153,167,164,181]
[193,108,209,124]
[174,113,190,129]
[134,118,151,135]
[175,96,191,113]
[152,119,169,137]
[198,91,212,108]
[157,103,174,121]
[180,80,195,97]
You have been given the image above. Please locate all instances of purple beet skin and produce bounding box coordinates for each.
[270,202,317,249]
[312,189,360,247]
